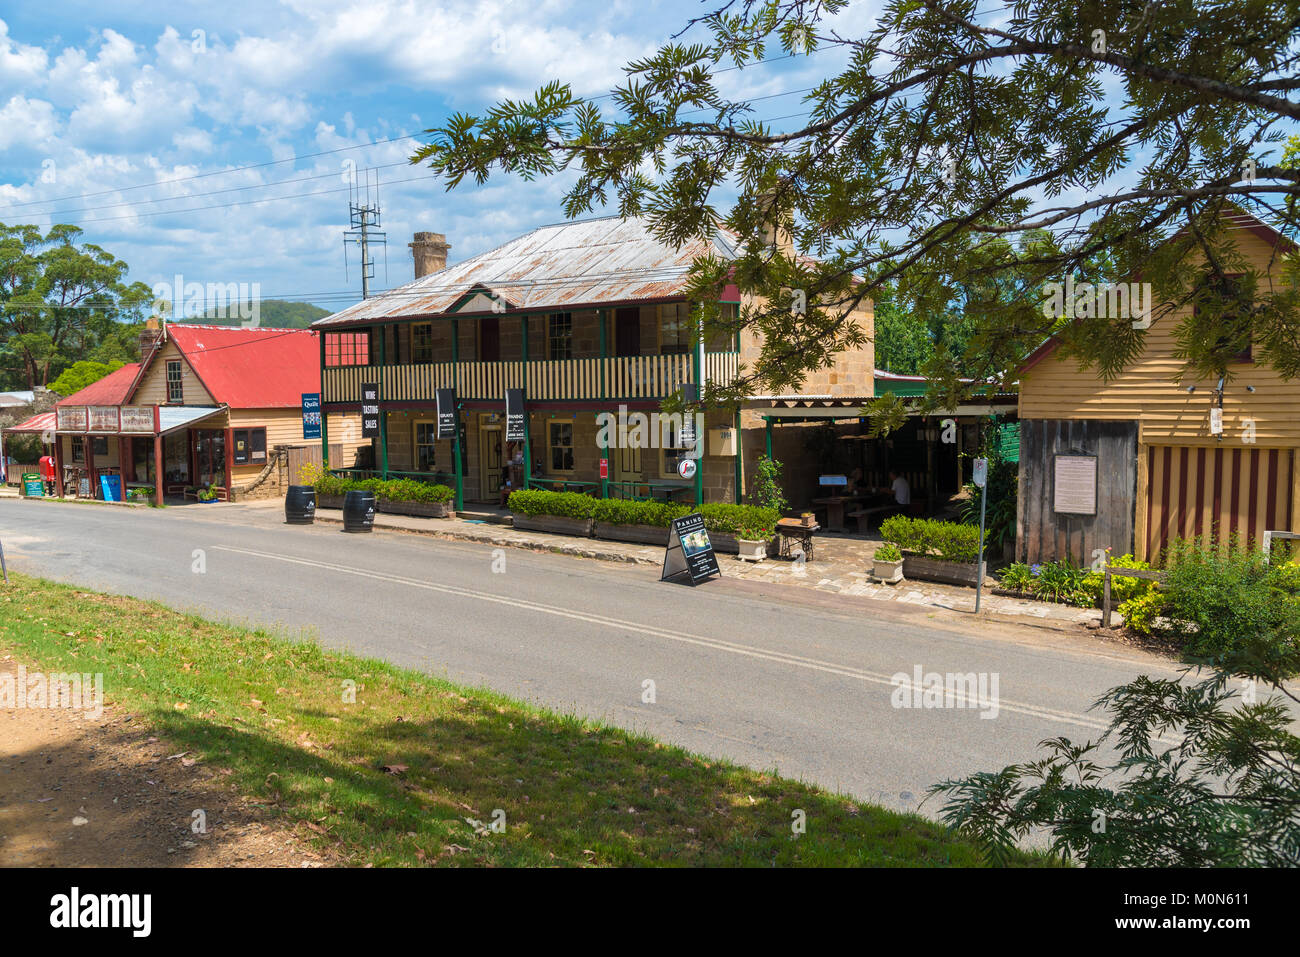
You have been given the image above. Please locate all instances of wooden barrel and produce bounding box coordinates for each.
[342,490,376,533]
[284,485,316,524]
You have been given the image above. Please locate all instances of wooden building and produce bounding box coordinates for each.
[47,324,364,505]
[1017,210,1299,564]
[312,217,877,509]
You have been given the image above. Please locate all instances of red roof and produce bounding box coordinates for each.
[152,325,319,408]
[4,411,57,434]
[55,363,140,407]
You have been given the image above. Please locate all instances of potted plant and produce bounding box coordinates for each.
[872,541,904,583]
[800,511,815,527]
[735,522,773,562]
[197,482,221,504]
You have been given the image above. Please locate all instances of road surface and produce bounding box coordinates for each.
[0,498,1191,816]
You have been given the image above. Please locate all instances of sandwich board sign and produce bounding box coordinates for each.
[660,512,720,585]
[21,472,43,497]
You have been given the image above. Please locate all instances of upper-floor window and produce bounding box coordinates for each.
[412,323,434,363]
[324,331,370,367]
[659,302,693,355]
[166,360,183,403]
[548,313,573,360]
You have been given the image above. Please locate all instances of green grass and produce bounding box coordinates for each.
[0,573,1047,867]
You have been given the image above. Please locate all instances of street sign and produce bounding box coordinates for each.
[661,513,720,585]
[360,383,380,438]
[973,457,988,488]
[678,458,697,480]
[302,393,322,440]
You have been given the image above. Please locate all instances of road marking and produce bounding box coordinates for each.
[213,543,1149,738]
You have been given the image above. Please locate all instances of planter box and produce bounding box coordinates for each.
[511,514,594,537]
[736,538,769,562]
[872,559,904,584]
[901,555,985,587]
[317,494,345,509]
[594,522,670,546]
[378,499,452,519]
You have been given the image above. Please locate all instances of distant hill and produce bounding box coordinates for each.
[179,300,331,329]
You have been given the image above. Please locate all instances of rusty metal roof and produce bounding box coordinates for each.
[313,215,740,328]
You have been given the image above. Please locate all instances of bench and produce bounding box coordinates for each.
[847,505,896,534]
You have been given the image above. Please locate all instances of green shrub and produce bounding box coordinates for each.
[1159,540,1300,663]
[592,498,688,528]
[506,489,597,519]
[696,503,779,535]
[1118,590,1168,635]
[1080,553,1155,606]
[880,515,985,563]
[749,455,789,514]
[873,541,902,562]
[313,473,453,504]
[1032,560,1092,607]
[997,562,1036,593]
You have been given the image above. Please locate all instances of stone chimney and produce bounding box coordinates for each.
[756,188,794,254]
[410,232,451,278]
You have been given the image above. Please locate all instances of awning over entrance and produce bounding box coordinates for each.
[51,404,226,436]
[158,406,225,435]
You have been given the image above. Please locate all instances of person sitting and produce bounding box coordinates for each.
[847,467,870,495]
[872,470,911,515]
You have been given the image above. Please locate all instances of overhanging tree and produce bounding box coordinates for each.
[412,0,1300,427]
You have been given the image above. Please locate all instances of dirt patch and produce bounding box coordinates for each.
[0,655,335,867]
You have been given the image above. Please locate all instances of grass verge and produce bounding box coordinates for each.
[0,572,1046,867]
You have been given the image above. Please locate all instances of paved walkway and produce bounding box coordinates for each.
[252,502,1106,629]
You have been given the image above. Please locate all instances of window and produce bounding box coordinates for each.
[166,360,184,403]
[548,313,573,360]
[412,323,434,363]
[548,420,574,472]
[661,421,693,478]
[70,436,84,463]
[659,302,693,355]
[324,332,371,367]
[231,428,267,466]
[414,421,437,471]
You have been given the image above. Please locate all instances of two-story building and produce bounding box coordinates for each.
[1016,208,1300,564]
[312,217,877,510]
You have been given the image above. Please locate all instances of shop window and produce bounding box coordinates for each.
[414,421,438,471]
[548,420,574,472]
[231,428,267,466]
[324,332,371,367]
[166,360,184,402]
[70,436,85,463]
[659,302,693,355]
[661,422,692,478]
[412,323,434,363]
[548,313,573,360]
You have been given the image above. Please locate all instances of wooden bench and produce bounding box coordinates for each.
[847,505,896,533]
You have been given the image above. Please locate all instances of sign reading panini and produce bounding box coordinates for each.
[119,407,154,432]
[56,406,87,431]
[88,406,120,432]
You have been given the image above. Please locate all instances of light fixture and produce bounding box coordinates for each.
[1247,385,1256,393]
[1186,386,1196,393]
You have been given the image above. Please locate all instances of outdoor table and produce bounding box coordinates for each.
[811,494,869,532]
[775,518,819,560]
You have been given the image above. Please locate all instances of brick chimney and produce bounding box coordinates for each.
[410,232,451,278]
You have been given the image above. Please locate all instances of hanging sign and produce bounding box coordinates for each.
[436,388,458,440]
[302,393,322,440]
[360,383,380,438]
[678,458,697,480]
[1209,407,1224,435]
[505,388,526,442]
[661,512,720,586]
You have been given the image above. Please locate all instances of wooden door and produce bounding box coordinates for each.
[479,425,503,500]
[615,308,640,357]
[480,316,500,362]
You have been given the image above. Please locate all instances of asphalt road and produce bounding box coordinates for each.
[0,498,1192,817]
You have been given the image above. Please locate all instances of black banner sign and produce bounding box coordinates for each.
[361,382,380,438]
[505,388,526,442]
[436,388,458,440]
[661,512,720,585]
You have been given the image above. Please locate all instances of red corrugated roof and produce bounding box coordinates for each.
[159,325,318,408]
[4,411,57,433]
[55,364,140,407]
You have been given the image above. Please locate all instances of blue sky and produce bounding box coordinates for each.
[0,1,858,318]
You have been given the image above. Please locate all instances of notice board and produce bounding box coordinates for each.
[1053,454,1097,515]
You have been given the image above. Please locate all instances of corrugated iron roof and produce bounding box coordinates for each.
[3,411,56,434]
[313,215,740,328]
[55,364,141,407]
[160,325,319,409]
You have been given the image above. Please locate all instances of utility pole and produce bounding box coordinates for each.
[343,168,387,300]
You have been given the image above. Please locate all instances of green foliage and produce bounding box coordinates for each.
[696,503,780,535]
[880,515,985,563]
[873,541,902,563]
[749,455,788,515]
[315,473,454,504]
[996,562,1035,594]
[197,482,220,502]
[1160,541,1300,666]
[1117,590,1167,636]
[592,498,685,527]
[1031,560,1093,608]
[1080,553,1155,606]
[959,451,1017,556]
[507,489,597,519]
[49,359,125,397]
[178,299,328,328]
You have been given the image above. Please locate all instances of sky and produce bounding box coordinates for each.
[0,0,861,319]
